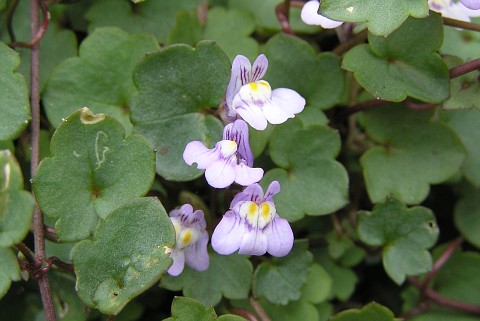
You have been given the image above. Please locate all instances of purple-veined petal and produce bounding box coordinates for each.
[232,120,254,166]
[238,228,268,256]
[460,0,480,10]
[266,216,294,257]
[183,141,220,169]
[234,100,268,130]
[192,210,207,229]
[226,55,252,108]
[250,54,269,82]
[205,159,236,188]
[184,231,209,272]
[301,0,344,28]
[234,163,264,186]
[167,249,186,276]
[212,211,245,255]
[264,181,280,202]
[230,183,264,208]
[271,88,306,116]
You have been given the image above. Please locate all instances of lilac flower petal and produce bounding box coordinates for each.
[167,249,186,276]
[271,88,306,116]
[460,0,480,10]
[235,102,268,130]
[205,160,236,188]
[192,210,207,229]
[262,99,294,125]
[230,183,264,208]
[232,120,254,167]
[301,0,344,28]
[226,55,252,108]
[238,228,268,256]
[264,181,280,202]
[185,231,209,272]
[212,211,245,255]
[234,163,264,186]
[183,141,219,169]
[251,54,269,82]
[266,216,294,257]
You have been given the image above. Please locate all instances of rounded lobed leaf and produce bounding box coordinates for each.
[71,197,176,315]
[329,302,396,321]
[0,247,20,299]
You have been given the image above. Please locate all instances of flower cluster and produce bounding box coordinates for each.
[169,54,303,275]
[300,0,480,28]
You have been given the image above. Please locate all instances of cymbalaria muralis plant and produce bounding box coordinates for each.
[2,0,480,320]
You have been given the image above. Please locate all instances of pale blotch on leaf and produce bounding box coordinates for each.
[347,7,354,13]
[94,131,110,169]
[80,107,106,125]
[1,161,11,191]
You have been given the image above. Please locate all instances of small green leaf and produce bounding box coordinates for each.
[357,198,439,284]
[0,247,20,299]
[0,42,30,140]
[253,241,313,305]
[343,14,449,103]
[0,150,34,247]
[320,0,429,36]
[161,251,253,306]
[359,105,465,204]
[130,41,230,181]
[71,197,175,315]
[301,264,332,304]
[260,297,319,321]
[33,108,155,241]
[86,0,202,43]
[454,184,480,248]
[164,297,247,321]
[442,27,480,62]
[264,34,345,110]
[43,27,159,132]
[330,302,396,321]
[49,272,89,321]
[408,310,480,321]
[264,119,349,221]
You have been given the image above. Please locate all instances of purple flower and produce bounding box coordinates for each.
[429,0,480,21]
[167,204,209,276]
[300,0,344,29]
[225,54,305,131]
[212,181,294,257]
[460,0,480,10]
[183,119,263,188]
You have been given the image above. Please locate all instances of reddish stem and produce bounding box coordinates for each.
[443,17,480,32]
[333,29,368,55]
[450,58,480,79]
[347,98,390,115]
[230,307,260,321]
[275,1,294,35]
[9,0,49,48]
[249,297,271,321]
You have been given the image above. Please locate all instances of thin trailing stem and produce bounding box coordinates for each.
[29,0,56,320]
[333,29,368,55]
[443,17,480,32]
[230,307,260,321]
[9,0,49,49]
[6,0,20,43]
[347,98,390,115]
[44,225,60,242]
[275,0,295,35]
[14,242,36,263]
[249,297,271,321]
[450,58,480,78]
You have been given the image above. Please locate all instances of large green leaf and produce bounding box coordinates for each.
[264,34,345,110]
[42,27,159,132]
[320,0,428,36]
[33,108,155,241]
[253,241,313,305]
[0,247,20,299]
[359,106,465,204]
[357,198,439,284]
[330,302,396,321]
[0,150,34,247]
[71,197,175,315]
[343,14,449,103]
[130,41,230,181]
[163,297,247,321]
[0,42,30,140]
[454,184,480,248]
[264,119,349,221]
[86,0,201,43]
[161,251,253,306]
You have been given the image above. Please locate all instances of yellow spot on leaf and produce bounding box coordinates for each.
[79,107,105,124]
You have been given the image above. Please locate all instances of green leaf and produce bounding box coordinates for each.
[431,251,480,306]
[0,150,34,247]
[357,198,439,284]
[164,297,246,321]
[86,0,202,43]
[408,310,480,321]
[359,105,465,204]
[0,247,20,299]
[320,0,429,36]
[301,264,332,304]
[49,272,89,321]
[441,27,480,62]
[330,302,396,321]
[443,110,480,186]
[253,241,313,305]
[130,41,230,181]
[264,34,345,110]
[42,27,159,132]
[71,197,175,315]
[161,251,253,306]
[260,297,319,321]
[454,184,480,248]
[0,42,30,140]
[33,108,155,242]
[264,119,349,221]
[343,14,449,103]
